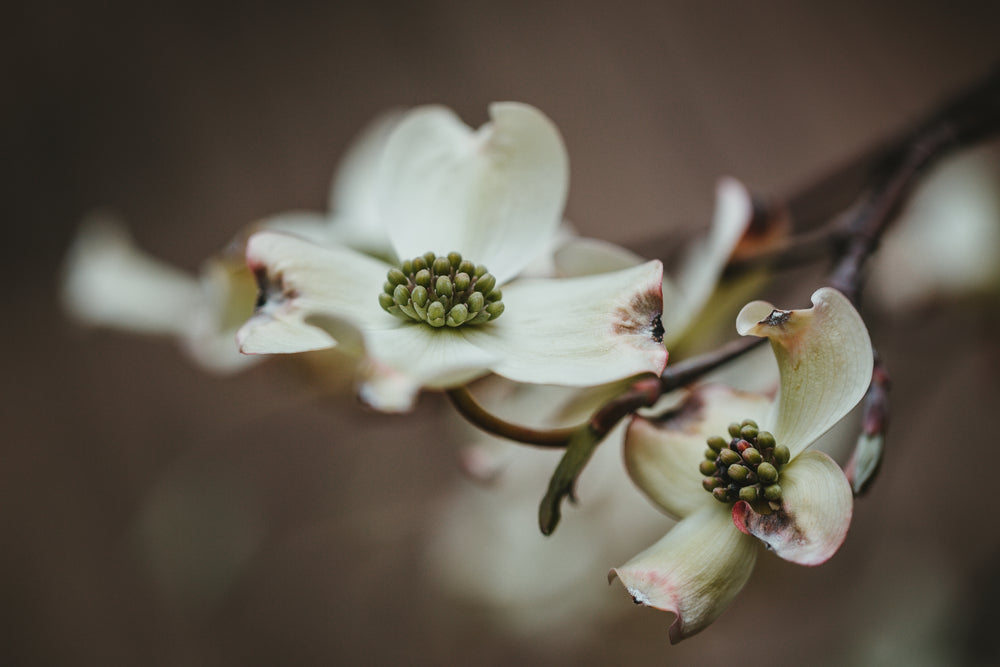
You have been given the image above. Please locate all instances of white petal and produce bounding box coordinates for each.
[237,231,392,355]
[665,177,754,335]
[624,385,772,518]
[362,324,500,394]
[462,260,667,386]
[552,237,646,277]
[732,450,853,566]
[62,214,202,336]
[610,505,758,644]
[327,110,405,255]
[258,211,337,246]
[378,102,568,283]
[736,287,873,457]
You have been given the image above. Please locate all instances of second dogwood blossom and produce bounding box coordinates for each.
[239,103,668,411]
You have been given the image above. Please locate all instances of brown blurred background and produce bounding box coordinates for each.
[5,1,1000,664]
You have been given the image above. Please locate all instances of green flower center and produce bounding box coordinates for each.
[379,251,504,328]
[700,419,789,511]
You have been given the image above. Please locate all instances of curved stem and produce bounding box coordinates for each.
[445,386,577,448]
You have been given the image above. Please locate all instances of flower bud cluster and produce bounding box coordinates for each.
[379,251,505,328]
[700,419,789,510]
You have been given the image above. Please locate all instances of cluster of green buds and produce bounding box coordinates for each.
[700,419,790,511]
[379,251,504,328]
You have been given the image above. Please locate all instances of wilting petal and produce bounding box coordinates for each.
[666,177,754,336]
[63,214,202,336]
[736,287,873,458]
[378,102,568,283]
[610,505,758,644]
[462,260,667,386]
[237,231,392,354]
[625,385,772,518]
[732,450,852,566]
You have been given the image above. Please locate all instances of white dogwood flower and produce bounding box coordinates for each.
[238,103,668,411]
[611,287,873,643]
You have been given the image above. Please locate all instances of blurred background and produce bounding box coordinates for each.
[5,1,1000,664]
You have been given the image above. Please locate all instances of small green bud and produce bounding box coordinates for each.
[387,268,408,286]
[740,424,759,441]
[486,301,505,318]
[702,477,723,492]
[435,275,453,298]
[719,449,741,466]
[727,464,750,482]
[756,431,776,449]
[712,487,731,502]
[467,291,485,313]
[487,289,503,302]
[415,269,432,288]
[474,264,488,278]
[412,256,428,272]
[475,273,496,295]
[741,419,759,429]
[757,462,779,483]
[707,436,727,452]
[773,445,791,465]
[763,484,782,501]
[742,448,762,466]
[400,260,413,275]
[393,284,411,306]
[454,272,471,292]
[423,251,436,265]
[738,486,759,503]
[458,259,475,275]
[448,251,463,268]
[447,303,469,327]
[699,460,718,475]
[427,301,446,326]
[378,293,396,310]
[432,256,451,276]
[411,285,429,308]
[728,422,742,438]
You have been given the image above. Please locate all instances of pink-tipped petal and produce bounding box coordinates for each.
[610,505,757,643]
[736,287,873,457]
[732,450,853,566]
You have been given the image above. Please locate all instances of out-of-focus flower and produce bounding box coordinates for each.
[870,141,1000,310]
[238,102,668,411]
[611,287,872,643]
[425,178,766,637]
[61,112,403,373]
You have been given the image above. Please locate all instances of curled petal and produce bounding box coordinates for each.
[62,214,202,336]
[625,385,771,519]
[736,287,873,457]
[732,450,853,566]
[462,260,668,386]
[610,505,757,644]
[237,231,392,355]
[378,102,568,283]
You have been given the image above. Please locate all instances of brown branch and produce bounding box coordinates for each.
[445,386,577,448]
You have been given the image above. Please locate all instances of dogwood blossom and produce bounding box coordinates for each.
[611,287,873,643]
[238,103,667,411]
[61,111,403,373]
